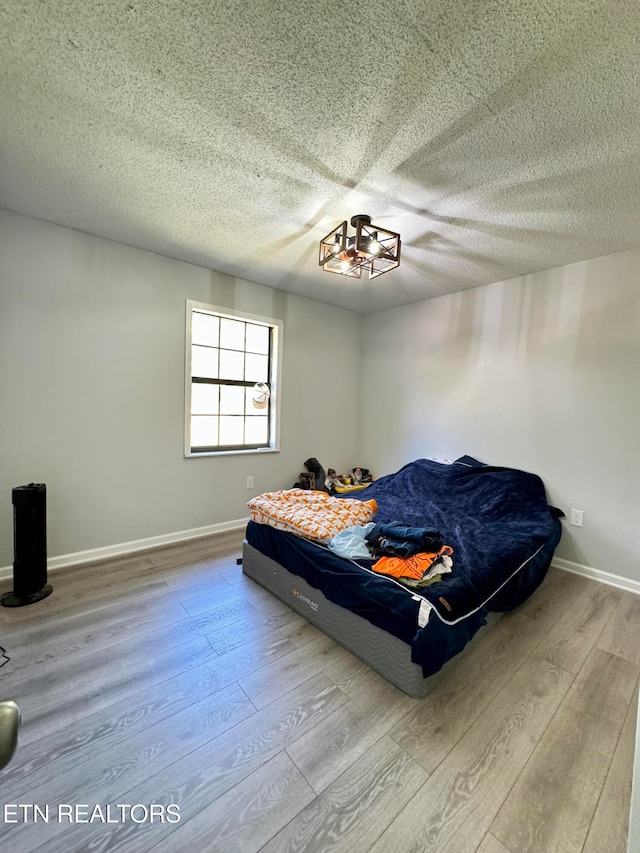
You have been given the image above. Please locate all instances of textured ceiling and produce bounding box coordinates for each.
[1,1,639,313]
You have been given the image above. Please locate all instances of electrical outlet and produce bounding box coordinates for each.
[246,475,255,490]
[569,508,584,527]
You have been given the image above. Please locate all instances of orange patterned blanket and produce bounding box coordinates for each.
[248,488,377,543]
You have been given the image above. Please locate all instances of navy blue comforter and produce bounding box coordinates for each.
[349,457,562,620]
[248,457,562,623]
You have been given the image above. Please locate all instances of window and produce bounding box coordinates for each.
[185,301,282,455]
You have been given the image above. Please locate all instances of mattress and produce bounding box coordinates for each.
[245,519,494,677]
[242,542,500,698]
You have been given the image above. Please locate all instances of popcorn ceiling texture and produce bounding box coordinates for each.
[1,0,639,312]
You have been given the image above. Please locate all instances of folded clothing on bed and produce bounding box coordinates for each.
[372,545,453,580]
[366,521,444,558]
[328,523,376,559]
[248,488,377,543]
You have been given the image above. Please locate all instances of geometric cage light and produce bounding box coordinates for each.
[319,214,401,279]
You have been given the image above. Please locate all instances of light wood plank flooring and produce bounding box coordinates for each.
[0,532,637,852]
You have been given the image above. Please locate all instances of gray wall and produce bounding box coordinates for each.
[3,208,639,584]
[0,211,362,564]
[360,250,640,582]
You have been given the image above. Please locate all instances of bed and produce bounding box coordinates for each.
[242,456,563,698]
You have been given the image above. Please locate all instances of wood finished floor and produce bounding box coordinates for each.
[0,531,637,853]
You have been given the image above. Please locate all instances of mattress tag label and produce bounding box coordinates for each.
[417,599,432,628]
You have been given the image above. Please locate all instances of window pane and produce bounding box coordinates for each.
[245,353,269,383]
[191,416,218,447]
[219,348,244,380]
[245,416,269,446]
[220,384,245,415]
[219,416,244,446]
[220,318,245,350]
[191,383,219,415]
[245,323,269,354]
[191,345,218,379]
[192,312,219,347]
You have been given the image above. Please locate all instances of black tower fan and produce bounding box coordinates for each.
[2,483,52,607]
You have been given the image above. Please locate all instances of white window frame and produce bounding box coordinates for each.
[184,300,283,457]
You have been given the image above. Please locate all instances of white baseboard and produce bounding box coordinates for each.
[0,518,249,582]
[552,556,640,596]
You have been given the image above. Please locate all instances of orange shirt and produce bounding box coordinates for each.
[372,545,453,580]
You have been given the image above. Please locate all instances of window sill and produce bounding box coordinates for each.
[185,447,280,458]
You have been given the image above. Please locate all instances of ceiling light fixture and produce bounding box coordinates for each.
[319,214,401,279]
